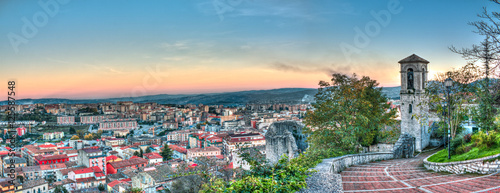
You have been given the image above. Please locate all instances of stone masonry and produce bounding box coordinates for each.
[265,121,308,164]
[392,133,415,159]
[424,152,500,174]
[399,54,431,152]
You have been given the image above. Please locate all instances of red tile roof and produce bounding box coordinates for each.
[40,163,66,171]
[39,144,57,148]
[35,154,69,161]
[106,155,120,161]
[73,167,94,174]
[169,145,187,154]
[107,180,121,188]
[109,157,148,169]
[143,153,162,160]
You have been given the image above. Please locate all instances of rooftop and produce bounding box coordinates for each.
[398,54,430,64]
[109,157,148,169]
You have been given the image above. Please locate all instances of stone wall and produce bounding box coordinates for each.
[369,143,395,152]
[424,152,500,174]
[327,133,415,173]
[265,121,307,164]
[330,152,394,173]
[393,133,415,159]
[429,138,443,147]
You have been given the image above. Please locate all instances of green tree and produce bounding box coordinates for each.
[160,145,173,161]
[451,37,497,131]
[304,73,396,151]
[133,151,140,157]
[76,130,84,139]
[449,1,500,131]
[70,135,79,140]
[16,175,23,183]
[139,148,144,157]
[146,148,152,153]
[69,127,76,134]
[54,185,69,193]
[129,188,143,193]
[420,64,480,138]
[97,183,105,191]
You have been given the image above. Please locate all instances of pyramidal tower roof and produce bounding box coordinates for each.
[398,54,429,64]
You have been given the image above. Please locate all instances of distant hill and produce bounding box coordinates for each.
[0,87,401,105]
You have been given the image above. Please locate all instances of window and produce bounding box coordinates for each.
[407,68,414,90]
[422,68,425,89]
[409,104,412,114]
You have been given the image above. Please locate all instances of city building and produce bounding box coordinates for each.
[104,138,126,147]
[169,145,187,161]
[80,115,107,124]
[186,146,221,160]
[16,126,27,137]
[1,157,26,177]
[57,116,75,125]
[99,118,138,130]
[34,154,69,165]
[143,152,163,165]
[113,129,129,137]
[224,132,266,155]
[166,130,190,142]
[78,148,106,173]
[67,166,106,190]
[43,132,64,141]
[106,157,148,175]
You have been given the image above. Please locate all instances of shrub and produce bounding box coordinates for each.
[200,155,312,193]
[463,134,472,143]
[471,130,498,149]
[455,145,465,155]
[449,136,464,155]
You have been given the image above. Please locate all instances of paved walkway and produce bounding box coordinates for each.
[340,151,500,193]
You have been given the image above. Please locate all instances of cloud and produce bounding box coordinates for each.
[160,41,190,50]
[86,64,126,74]
[270,62,351,76]
[162,57,186,61]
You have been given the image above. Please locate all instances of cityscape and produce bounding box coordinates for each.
[1,0,500,193]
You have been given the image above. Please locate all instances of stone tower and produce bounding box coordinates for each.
[399,54,430,152]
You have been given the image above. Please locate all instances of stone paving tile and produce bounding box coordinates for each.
[342,176,394,182]
[477,187,500,193]
[351,188,428,193]
[340,150,500,193]
[342,181,408,191]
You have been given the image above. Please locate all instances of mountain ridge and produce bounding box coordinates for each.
[1,87,401,105]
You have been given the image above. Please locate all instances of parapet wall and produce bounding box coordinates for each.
[330,152,394,173]
[329,133,415,173]
[423,153,500,174]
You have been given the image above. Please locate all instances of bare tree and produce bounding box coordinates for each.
[449,1,500,130]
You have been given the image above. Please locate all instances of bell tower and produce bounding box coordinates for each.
[399,54,429,152]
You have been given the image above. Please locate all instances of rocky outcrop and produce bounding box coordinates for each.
[265,121,308,164]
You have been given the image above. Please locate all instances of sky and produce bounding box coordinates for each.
[0,0,496,99]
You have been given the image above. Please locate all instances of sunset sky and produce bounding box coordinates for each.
[0,0,495,99]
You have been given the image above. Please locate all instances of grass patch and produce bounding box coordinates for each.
[33,125,88,134]
[427,144,500,163]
